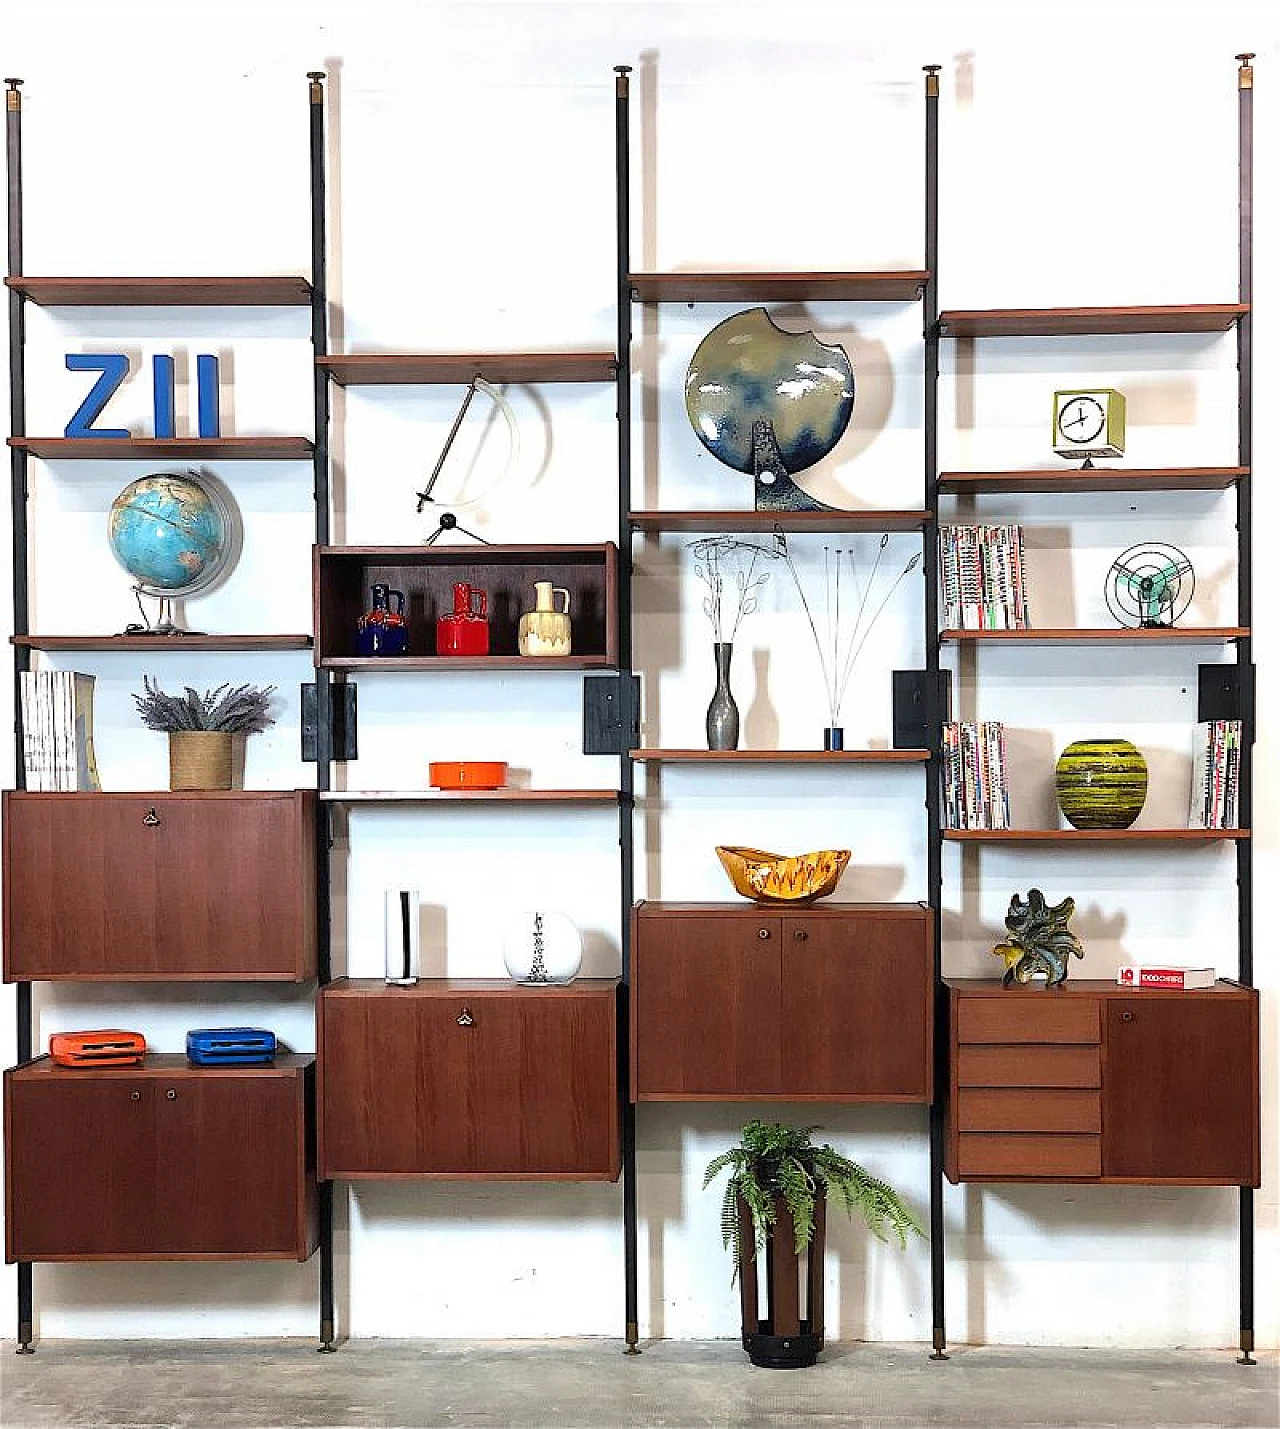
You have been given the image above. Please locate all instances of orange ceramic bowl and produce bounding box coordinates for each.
[429,760,508,791]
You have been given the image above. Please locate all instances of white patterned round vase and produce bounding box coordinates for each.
[501,909,582,985]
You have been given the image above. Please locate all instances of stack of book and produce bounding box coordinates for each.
[1187,719,1242,829]
[942,720,1010,830]
[19,670,101,791]
[939,524,1030,630]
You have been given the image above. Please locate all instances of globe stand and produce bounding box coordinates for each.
[123,588,203,637]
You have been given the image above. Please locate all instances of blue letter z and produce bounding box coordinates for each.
[64,353,131,438]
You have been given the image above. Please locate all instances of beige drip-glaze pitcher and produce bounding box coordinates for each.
[518,580,572,657]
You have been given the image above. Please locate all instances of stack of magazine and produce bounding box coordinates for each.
[939,524,1030,630]
[1188,719,1242,829]
[19,670,101,791]
[942,720,1010,830]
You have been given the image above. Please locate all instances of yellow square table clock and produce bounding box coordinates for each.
[1052,388,1126,461]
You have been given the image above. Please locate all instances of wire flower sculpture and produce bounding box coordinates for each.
[776,530,921,735]
[687,534,782,644]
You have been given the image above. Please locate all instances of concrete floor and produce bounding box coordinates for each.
[0,1340,1276,1429]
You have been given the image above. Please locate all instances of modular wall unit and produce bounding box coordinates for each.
[929,55,1259,1361]
[3,76,326,1350]
[304,80,626,1349]
[1,54,1262,1358]
[614,62,943,1354]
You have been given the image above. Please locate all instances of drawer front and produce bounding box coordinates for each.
[956,1088,1101,1134]
[957,1044,1100,1088]
[956,995,1099,1045]
[955,1133,1102,1180]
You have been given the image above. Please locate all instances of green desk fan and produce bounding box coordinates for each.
[1104,542,1194,628]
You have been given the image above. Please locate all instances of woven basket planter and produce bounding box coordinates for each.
[168,731,238,791]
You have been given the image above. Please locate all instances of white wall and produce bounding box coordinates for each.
[1,0,1277,1349]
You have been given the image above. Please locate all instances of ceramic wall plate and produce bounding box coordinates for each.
[684,308,854,474]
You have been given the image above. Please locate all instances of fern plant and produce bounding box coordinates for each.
[132,677,276,734]
[703,1120,923,1279]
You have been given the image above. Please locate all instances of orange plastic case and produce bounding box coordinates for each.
[49,1030,147,1068]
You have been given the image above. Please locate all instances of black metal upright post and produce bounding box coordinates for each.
[1233,50,1255,1370]
[307,68,337,1355]
[921,62,948,1364]
[5,73,34,1355]
[614,62,641,1356]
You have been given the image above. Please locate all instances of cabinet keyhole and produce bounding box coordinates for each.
[143,807,160,826]
[793,929,808,942]
[1120,1010,1134,1022]
[165,1088,178,1100]
[129,1090,141,1102]
[757,928,770,941]
[456,1007,475,1027]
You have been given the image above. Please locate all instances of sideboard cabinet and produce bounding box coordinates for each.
[631,902,932,1102]
[5,1055,318,1262]
[2,791,318,982]
[318,979,621,1180]
[944,980,1259,1185]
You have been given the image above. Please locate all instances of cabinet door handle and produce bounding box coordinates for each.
[143,807,160,826]
[165,1088,178,1100]
[456,1007,475,1027]
[757,928,771,941]
[793,929,808,942]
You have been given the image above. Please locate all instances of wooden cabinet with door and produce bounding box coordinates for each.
[318,978,621,1180]
[631,902,932,1102]
[944,980,1259,1185]
[2,791,318,982]
[4,1055,318,1262]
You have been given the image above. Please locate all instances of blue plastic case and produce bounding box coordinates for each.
[185,1027,277,1066]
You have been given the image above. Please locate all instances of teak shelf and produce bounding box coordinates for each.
[9,436,314,460]
[317,352,616,385]
[940,627,1248,645]
[628,510,930,534]
[628,271,929,302]
[631,749,928,764]
[11,634,313,652]
[943,828,1249,844]
[937,467,1247,494]
[4,275,313,306]
[936,303,1249,337]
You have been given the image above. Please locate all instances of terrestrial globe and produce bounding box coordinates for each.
[108,470,236,633]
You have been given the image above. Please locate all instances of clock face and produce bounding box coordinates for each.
[1057,395,1106,445]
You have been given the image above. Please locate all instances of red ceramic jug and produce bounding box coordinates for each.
[436,581,490,656]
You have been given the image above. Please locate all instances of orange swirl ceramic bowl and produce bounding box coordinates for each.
[715,845,850,904]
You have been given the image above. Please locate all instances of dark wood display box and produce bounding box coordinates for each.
[314,544,618,669]
[4,1054,318,1262]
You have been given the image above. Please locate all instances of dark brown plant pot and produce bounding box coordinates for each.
[737,1191,826,1369]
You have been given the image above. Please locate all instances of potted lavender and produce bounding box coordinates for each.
[133,677,276,790]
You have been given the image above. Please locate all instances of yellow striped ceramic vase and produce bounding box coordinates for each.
[1054,738,1148,830]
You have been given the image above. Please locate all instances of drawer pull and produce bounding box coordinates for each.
[165,1088,178,1100]
[456,1007,475,1027]
[793,929,808,942]
[757,928,771,941]
[143,807,160,826]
